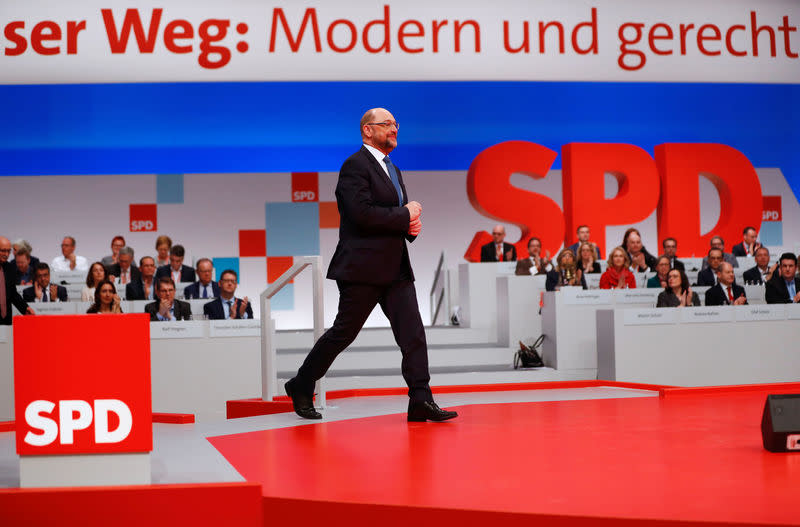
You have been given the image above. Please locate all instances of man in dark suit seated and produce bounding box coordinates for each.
[661,237,685,271]
[106,246,140,286]
[765,253,800,304]
[203,269,251,320]
[696,248,724,286]
[126,256,157,301]
[705,263,747,306]
[1,236,33,324]
[742,246,776,285]
[155,244,196,284]
[480,225,517,262]
[22,263,68,303]
[145,277,192,321]
[731,226,764,258]
[700,236,738,269]
[184,258,220,299]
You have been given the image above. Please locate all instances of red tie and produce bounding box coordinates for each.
[727,286,733,303]
[496,245,503,261]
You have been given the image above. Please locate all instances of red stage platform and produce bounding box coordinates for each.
[209,383,800,527]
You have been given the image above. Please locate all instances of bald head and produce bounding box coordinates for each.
[491,225,506,244]
[360,107,398,154]
[0,236,10,264]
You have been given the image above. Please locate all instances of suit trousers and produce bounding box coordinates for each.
[296,279,433,403]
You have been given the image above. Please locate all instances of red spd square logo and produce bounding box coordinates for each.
[130,204,158,232]
[762,196,782,222]
[14,314,153,456]
[292,172,319,202]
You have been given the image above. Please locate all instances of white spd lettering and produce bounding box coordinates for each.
[23,399,134,446]
[293,190,315,201]
[130,220,154,231]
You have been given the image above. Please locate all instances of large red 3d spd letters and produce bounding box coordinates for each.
[466,141,763,258]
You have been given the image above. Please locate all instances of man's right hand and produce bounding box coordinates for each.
[409,217,422,236]
[405,201,422,221]
[158,299,171,318]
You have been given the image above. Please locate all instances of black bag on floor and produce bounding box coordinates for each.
[514,335,544,369]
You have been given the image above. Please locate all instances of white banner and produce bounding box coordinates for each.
[1,0,799,84]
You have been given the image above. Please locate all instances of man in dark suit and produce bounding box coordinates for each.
[145,277,192,321]
[126,256,157,301]
[742,246,776,285]
[661,237,685,271]
[0,236,33,324]
[732,226,764,257]
[155,244,196,284]
[480,225,517,262]
[184,258,220,299]
[696,248,724,286]
[203,269,251,320]
[106,246,140,286]
[285,108,457,423]
[22,263,68,303]
[705,263,747,306]
[765,253,800,304]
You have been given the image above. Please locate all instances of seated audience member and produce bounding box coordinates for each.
[11,239,40,273]
[696,248,724,286]
[106,246,140,285]
[156,244,196,284]
[145,277,192,321]
[567,225,601,259]
[480,225,517,262]
[622,228,657,272]
[184,258,220,299]
[12,246,34,285]
[51,236,89,272]
[81,262,108,301]
[203,269,252,320]
[155,235,173,267]
[1,236,33,324]
[731,226,764,257]
[545,248,586,291]
[705,262,747,306]
[126,256,157,301]
[657,268,700,307]
[647,256,672,288]
[742,246,776,285]
[701,236,738,269]
[600,246,637,289]
[577,242,601,274]
[101,235,126,267]
[661,237,685,271]
[23,263,68,302]
[86,279,123,314]
[514,237,551,275]
[765,253,800,304]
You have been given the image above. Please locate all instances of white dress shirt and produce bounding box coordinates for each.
[51,254,89,272]
[363,144,392,179]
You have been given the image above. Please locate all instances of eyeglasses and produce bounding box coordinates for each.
[0,248,10,253]
[367,121,399,130]
[219,278,237,283]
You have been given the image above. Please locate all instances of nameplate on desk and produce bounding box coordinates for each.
[150,321,204,339]
[209,319,260,337]
[561,288,613,305]
[30,303,77,315]
[52,270,86,283]
[623,308,678,325]
[679,307,733,323]
[733,305,785,322]
[615,290,660,304]
[784,304,800,320]
[0,326,7,343]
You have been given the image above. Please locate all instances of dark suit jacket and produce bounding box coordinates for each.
[125,279,156,301]
[203,297,253,320]
[731,242,764,257]
[22,284,68,303]
[669,258,685,272]
[184,281,220,299]
[743,266,767,285]
[514,257,548,276]
[1,261,29,325]
[480,241,517,262]
[695,267,717,287]
[10,255,39,284]
[701,252,738,269]
[656,289,700,307]
[156,264,196,284]
[765,275,800,304]
[705,283,746,306]
[145,299,192,321]
[105,263,141,283]
[326,146,415,285]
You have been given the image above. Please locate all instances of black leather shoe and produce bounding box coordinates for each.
[285,378,322,420]
[407,401,458,422]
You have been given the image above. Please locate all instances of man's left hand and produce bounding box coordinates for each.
[409,217,421,236]
[238,297,250,317]
[733,295,747,305]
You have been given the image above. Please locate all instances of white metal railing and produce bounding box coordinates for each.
[429,251,450,326]
[259,255,326,408]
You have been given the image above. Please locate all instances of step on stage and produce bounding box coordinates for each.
[2,382,799,527]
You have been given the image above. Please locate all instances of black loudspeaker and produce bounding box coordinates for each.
[761,394,800,452]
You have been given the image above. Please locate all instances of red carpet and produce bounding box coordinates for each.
[209,388,800,526]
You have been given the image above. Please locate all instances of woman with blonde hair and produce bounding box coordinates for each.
[600,246,637,289]
[578,242,601,274]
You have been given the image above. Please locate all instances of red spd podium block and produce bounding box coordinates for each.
[13,314,152,487]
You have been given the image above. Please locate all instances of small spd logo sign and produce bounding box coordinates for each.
[130,204,158,232]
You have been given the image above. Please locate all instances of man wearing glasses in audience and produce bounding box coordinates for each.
[203,269,251,320]
[51,236,89,272]
[126,256,158,301]
[145,277,192,321]
[480,225,517,262]
[23,263,68,303]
